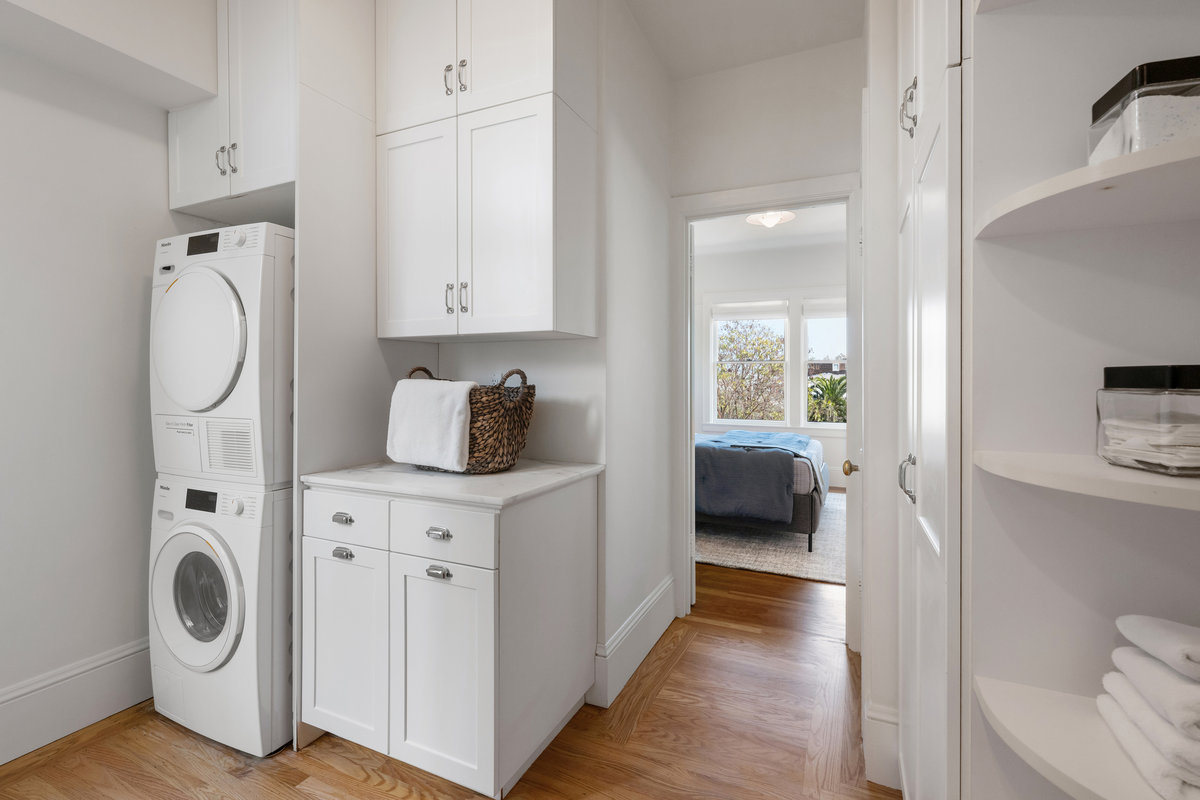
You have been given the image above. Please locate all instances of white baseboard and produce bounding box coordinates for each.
[585,575,675,708]
[0,638,152,765]
[863,702,901,789]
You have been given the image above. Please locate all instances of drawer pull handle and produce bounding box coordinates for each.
[426,564,452,580]
[332,547,355,561]
[426,526,452,540]
[331,512,354,525]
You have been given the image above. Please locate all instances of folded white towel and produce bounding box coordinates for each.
[1120,616,1200,682]
[1098,693,1200,800]
[1114,647,1200,741]
[386,378,476,473]
[1106,671,1200,775]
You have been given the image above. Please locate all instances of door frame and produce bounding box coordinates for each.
[669,172,862,640]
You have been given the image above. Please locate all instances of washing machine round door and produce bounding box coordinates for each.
[151,524,245,672]
[152,266,247,412]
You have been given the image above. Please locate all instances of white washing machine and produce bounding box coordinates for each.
[150,223,294,489]
[148,474,291,756]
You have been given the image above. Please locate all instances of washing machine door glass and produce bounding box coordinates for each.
[152,266,247,413]
[152,525,245,673]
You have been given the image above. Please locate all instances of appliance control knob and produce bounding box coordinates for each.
[234,229,247,247]
[232,499,245,515]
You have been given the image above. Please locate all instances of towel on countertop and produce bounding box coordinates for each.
[1099,693,1200,800]
[1120,616,1200,682]
[1105,671,1200,775]
[1114,646,1200,742]
[386,378,476,473]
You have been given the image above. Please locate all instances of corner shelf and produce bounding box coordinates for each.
[974,451,1200,512]
[975,0,1033,14]
[974,677,1156,800]
[976,138,1200,239]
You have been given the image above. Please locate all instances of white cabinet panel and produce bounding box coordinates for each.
[168,1,231,209]
[377,0,458,134]
[457,0,553,117]
[228,0,295,196]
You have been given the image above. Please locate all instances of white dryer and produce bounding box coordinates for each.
[151,223,293,489]
[148,474,291,756]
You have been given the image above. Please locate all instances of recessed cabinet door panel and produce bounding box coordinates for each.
[914,0,960,125]
[378,119,459,338]
[457,95,555,335]
[168,1,230,209]
[456,0,552,115]
[377,0,458,134]
[389,553,496,797]
[228,0,295,195]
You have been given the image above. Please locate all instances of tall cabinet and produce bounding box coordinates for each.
[963,2,1200,800]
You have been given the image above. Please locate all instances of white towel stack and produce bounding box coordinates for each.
[1098,615,1200,800]
[386,376,477,473]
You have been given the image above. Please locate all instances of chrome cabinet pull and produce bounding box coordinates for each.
[443,63,454,96]
[900,76,917,138]
[425,526,451,541]
[459,281,469,313]
[215,145,228,176]
[898,453,917,504]
[228,141,239,174]
[445,282,455,314]
[332,546,355,560]
[426,564,452,580]
[457,59,468,92]
[331,511,354,525]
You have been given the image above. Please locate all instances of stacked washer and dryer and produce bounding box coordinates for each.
[147,223,295,757]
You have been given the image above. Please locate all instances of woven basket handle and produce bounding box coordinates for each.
[407,366,438,380]
[499,369,528,403]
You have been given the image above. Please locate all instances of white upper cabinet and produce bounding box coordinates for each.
[377,0,597,135]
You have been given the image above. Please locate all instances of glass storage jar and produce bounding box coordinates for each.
[1097,365,1200,476]
[1088,55,1200,166]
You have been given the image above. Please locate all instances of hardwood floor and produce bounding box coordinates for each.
[0,565,900,800]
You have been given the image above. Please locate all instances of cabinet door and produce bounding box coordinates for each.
[457,95,554,335]
[390,553,496,797]
[378,118,459,338]
[377,0,458,134]
[168,0,230,210]
[301,536,389,752]
[228,0,295,195]
[456,0,553,116]
[914,0,960,126]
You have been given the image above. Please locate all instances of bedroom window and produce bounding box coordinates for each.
[711,302,788,424]
[805,315,848,424]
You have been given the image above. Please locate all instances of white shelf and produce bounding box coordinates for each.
[976,138,1200,239]
[974,0,1033,14]
[974,451,1200,512]
[974,677,1156,800]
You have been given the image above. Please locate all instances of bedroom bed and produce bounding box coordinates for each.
[694,430,830,552]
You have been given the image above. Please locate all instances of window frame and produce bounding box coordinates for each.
[801,300,849,429]
[710,301,790,427]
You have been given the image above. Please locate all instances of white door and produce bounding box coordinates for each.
[378,118,459,338]
[167,1,230,210]
[844,188,865,651]
[301,536,389,752]
[389,553,496,797]
[227,0,295,196]
[456,0,551,116]
[898,66,961,800]
[457,94,554,335]
[377,0,458,134]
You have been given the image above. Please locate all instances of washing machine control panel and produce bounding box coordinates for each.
[154,478,263,523]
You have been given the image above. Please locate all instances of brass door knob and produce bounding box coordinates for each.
[843,459,860,477]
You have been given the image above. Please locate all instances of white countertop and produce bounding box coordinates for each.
[301,458,604,509]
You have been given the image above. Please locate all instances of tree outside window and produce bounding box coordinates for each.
[806,316,848,424]
[713,318,786,422]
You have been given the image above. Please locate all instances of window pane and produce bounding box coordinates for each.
[716,319,785,362]
[716,362,785,422]
[807,317,847,423]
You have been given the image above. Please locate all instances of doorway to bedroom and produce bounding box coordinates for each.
[689,199,854,589]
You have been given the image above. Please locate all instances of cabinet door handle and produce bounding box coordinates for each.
[443,63,454,96]
[228,141,239,174]
[459,281,469,313]
[445,282,455,315]
[457,59,468,92]
[425,526,452,540]
[899,76,917,139]
[332,546,355,561]
[898,453,917,504]
[331,511,355,525]
[426,564,452,580]
[215,145,228,176]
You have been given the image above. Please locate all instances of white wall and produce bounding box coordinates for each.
[670,38,866,197]
[0,45,215,764]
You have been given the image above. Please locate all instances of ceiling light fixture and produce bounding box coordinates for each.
[746,210,796,229]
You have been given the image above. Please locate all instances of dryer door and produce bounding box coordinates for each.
[151,524,245,672]
[152,266,247,412]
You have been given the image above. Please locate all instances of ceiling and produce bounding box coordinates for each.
[692,202,847,255]
[624,0,866,80]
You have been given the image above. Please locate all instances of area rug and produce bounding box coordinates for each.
[695,491,846,584]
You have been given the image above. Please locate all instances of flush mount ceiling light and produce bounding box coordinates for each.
[746,210,796,229]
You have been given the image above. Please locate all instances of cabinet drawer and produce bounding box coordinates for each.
[389,499,497,568]
[304,490,389,550]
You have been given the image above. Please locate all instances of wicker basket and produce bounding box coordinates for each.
[406,366,536,474]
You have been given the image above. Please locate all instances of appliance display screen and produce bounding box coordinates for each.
[185,489,218,513]
[186,232,220,256]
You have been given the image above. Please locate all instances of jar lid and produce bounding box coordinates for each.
[1104,365,1200,390]
[1092,54,1200,124]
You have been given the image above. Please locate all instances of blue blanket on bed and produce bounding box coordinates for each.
[695,431,812,524]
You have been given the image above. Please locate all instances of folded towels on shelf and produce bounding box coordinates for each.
[1105,671,1200,774]
[386,377,477,473]
[1120,616,1200,682]
[1114,646,1200,741]
[1098,693,1200,800]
